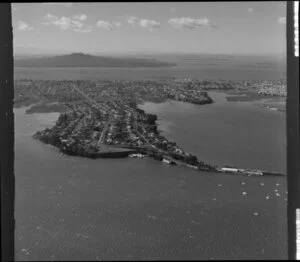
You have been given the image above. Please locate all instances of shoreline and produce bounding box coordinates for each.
[16,101,285,177]
[13,77,286,177]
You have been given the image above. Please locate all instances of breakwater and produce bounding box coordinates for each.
[129,150,285,177]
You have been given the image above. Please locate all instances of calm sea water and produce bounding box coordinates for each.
[14,91,287,260]
[139,92,286,173]
[14,55,286,81]
[14,66,285,81]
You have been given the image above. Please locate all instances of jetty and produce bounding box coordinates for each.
[215,166,285,177]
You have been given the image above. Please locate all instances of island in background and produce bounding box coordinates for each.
[14,53,177,68]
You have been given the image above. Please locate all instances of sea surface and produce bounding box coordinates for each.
[139,92,286,173]
[14,55,286,81]
[14,90,287,260]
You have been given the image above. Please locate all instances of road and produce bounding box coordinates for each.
[71,84,112,146]
[70,84,193,167]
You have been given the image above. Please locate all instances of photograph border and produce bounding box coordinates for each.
[1,1,299,261]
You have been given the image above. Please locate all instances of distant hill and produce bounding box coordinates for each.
[14,53,177,68]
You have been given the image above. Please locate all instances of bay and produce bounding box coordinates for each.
[139,92,286,173]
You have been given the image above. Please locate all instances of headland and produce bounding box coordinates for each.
[14,78,286,176]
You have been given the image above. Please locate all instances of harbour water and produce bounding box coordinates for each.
[14,54,286,81]
[139,91,286,173]
[14,65,285,81]
[14,90,287,260]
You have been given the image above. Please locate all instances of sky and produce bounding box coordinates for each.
[12,2,287,56]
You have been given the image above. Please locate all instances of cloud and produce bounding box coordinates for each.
[139,19,161,31]
[41,3,73,7]
[96,20,121,30]
[17,21,34,31]
[248,8,254,13]
[278,16,286,25]
[170,8,176,13]
[42,13,92,33]
[127,16,161,30]
[127,16,139,27]
[72,14,87,21]
[168,17,216,29]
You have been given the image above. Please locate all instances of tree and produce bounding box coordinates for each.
[146,114,157,125]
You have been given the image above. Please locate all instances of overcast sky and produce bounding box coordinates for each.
[12,2,287,55]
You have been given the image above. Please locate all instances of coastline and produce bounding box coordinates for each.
[16,94,285,177]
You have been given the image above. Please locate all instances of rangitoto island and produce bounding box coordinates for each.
[14,78,286,176]
[14,53,177,68]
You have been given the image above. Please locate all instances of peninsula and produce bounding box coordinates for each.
[14,78,286,176]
